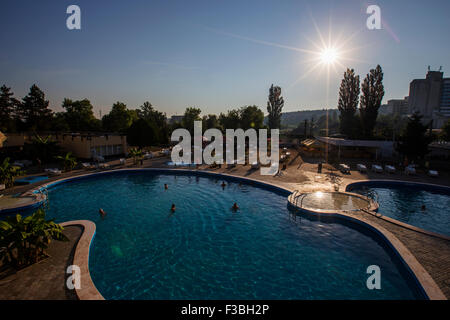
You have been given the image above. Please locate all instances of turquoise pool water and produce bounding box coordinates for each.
[349,182,450,237]
[14,175,49,185]
[43,171,423,299]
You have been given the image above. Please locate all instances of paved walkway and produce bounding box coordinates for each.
[0,226,82,300]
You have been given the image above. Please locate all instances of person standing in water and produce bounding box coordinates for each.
[99,208,107,219]
[232,203,239,212]
[164,184,168,190]
[171,203,176,212]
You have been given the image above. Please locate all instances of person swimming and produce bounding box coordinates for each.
[171,203,176,212]
[221,181,226,189]
[231,202,239,212]
[164,183,168,190]
[99,208,107,218]
[421,204,426,211]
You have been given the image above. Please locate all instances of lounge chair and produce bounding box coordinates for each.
[371,164,383,173]
[45,168,62,176]
[357,164,367,173]
[405,166,416,175]
[81,162,92,169]
[12,161,24,168]
[428,170,438,177]
[385,165,396,174]
[144,152,153,159]
[99,163,110,169]
[339,164,350,174]
[0,184,5,191]
[119,158,126,165]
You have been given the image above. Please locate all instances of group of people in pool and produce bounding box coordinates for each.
[99,181,239,218]
[166,182,239,213]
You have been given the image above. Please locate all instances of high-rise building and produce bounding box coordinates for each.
[388,97,409,115]
[408,69,450,128]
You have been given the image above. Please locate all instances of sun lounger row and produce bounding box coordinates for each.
[354,163,438,177]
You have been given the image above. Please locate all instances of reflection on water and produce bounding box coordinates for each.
[301,192,370,211]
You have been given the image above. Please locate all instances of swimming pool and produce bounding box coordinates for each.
[41,171,423,299]
[14,175,49,185]
[347,181,450,237]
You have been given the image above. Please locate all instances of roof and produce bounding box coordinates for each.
[316,136,393,148]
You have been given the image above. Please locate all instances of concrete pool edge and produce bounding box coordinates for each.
[21,169,448,300]
[345,180,450,241]
[59,220,105,300]
[289,190,379,214]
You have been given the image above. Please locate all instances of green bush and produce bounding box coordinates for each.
[0,209,68,268]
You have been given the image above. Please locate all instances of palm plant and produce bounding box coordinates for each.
[0,209,68,268]
[128,148,143,165]
[0,157,23,188]
[55,152,77,172]
[24,134,60,163]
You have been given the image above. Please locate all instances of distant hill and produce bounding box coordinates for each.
[265,109,339,128]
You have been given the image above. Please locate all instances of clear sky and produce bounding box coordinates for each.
[1,0,449,117]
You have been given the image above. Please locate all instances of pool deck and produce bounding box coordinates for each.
[0,225,82,300]
[1,153,449,299]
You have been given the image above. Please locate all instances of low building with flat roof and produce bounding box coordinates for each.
[2,132,128,159]
[315,137,394,160]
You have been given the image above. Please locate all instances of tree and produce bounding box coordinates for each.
[202,114,222,131]
[137,102,167,126]
[0,209,68,268]
[23,135,61,164]
[0,85,19,132]
[360,65,385,138]
[267,84,284,130]
[0,158,23,188]
[17,84,53,131]
[137,102,169,144]
[128,148,143,165]
[61,98,101,131]
[55,152,77,172]
[51,112,71,132]
[396,112,432,162]
[102,102,137,133]
[181,107,202,135]
[239,105,264,130]
[219,109,241,130]
[127,118,158,149]
[338,68,360,138]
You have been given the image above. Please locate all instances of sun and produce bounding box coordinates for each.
[320,47,339,65]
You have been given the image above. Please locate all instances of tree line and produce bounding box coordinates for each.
[0,83,286,149]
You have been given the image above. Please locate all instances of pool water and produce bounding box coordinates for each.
[44,171,423,299]
[15,175,49,185]
[351,184,450,237]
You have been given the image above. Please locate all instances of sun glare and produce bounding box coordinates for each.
[320,47,339,65]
